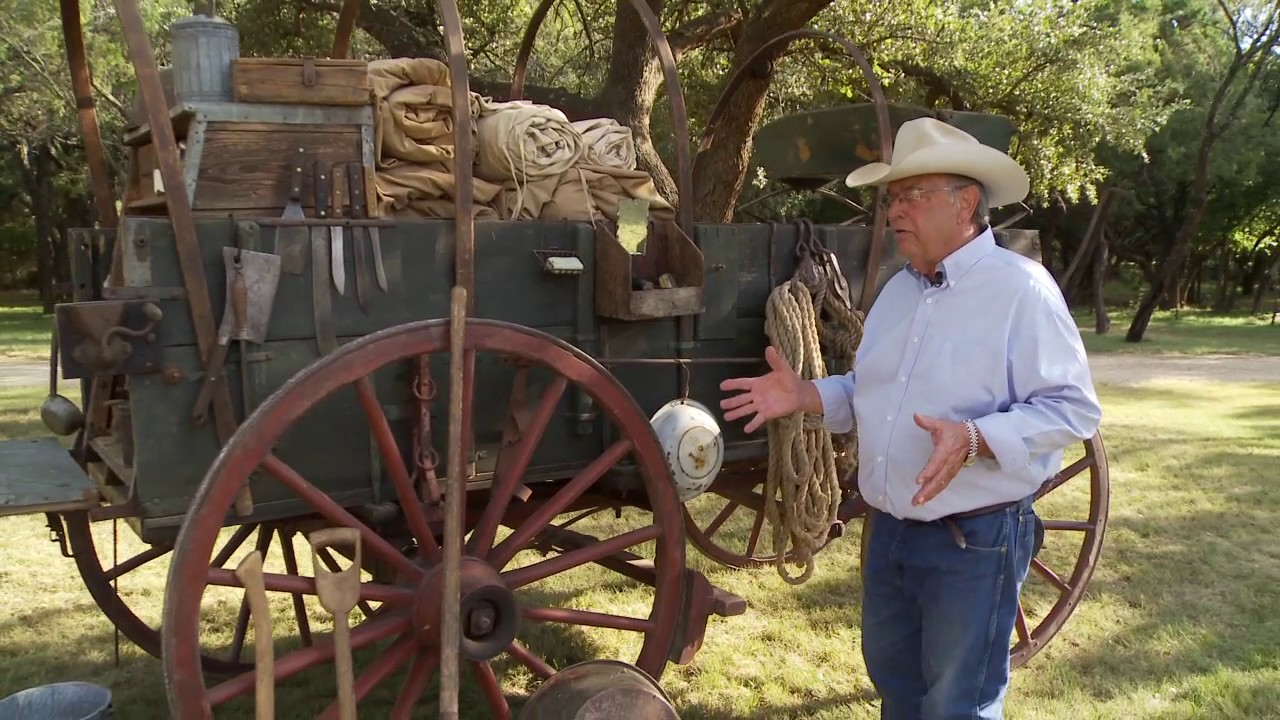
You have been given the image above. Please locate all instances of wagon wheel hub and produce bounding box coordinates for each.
[413,557,520,661]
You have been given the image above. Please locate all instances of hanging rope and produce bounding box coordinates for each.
[762,221,865,584]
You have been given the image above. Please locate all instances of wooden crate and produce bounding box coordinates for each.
[122,101,378,218]
[233,58,370,106]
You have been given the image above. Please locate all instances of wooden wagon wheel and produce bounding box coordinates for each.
[681,462,838,569]
[1009,431,1109,668]
[162,319,686,718]
[65,510,366,676]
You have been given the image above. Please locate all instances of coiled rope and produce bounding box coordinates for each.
[762,221,864,584]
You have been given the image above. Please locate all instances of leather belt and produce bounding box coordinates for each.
[904,497,1030,549]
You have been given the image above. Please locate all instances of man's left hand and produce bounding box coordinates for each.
[912,413,970,506]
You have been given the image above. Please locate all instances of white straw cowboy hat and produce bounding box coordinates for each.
[844,117,1030,207]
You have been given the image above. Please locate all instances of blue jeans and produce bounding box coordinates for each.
[861,496,1036,720]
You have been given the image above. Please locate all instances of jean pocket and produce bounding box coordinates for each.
[951,512,1010,553]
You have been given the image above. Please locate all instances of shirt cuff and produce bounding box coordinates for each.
[973,412,1030,473]
[812,375,854,434]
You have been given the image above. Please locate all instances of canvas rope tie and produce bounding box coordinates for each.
[762,225,864,584]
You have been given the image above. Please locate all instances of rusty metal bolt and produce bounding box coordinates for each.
[466,602,497,639]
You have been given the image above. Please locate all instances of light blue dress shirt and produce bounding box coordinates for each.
[812,227,1102,522]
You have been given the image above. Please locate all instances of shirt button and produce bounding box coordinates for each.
[925,298,934,304]
[886,415,893,421]
[876,456,884,463]
[912,337,919,343]
[899,376,906,382]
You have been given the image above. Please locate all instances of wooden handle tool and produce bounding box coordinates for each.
[311,527,361,720]
[234,550,274,720]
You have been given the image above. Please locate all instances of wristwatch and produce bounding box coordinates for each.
[962,419,979,467]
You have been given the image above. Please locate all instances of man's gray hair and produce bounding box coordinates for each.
[949,175,989,228]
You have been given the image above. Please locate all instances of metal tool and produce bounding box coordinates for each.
[275,147,308,274]
[311,160,338,357]
[234,550,274,720]
[329,164,347,295]
[192,247,281,426]
[310,528,361,720]
[346,163,371,313]
[358,165,388,291]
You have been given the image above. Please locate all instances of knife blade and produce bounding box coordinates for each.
[361,166,389,292]
[347,164,370,314]
[330,164,347,296]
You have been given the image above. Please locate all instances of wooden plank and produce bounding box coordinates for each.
[0,438,98,518]
[193,126,362,211]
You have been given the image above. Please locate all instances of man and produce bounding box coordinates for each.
[719,118,1102,719]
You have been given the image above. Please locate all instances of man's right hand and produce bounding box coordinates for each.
[719,346,822,433]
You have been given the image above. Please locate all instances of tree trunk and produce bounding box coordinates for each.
[1213,237,1233,312]
[596,0,677,205]
[1093,228,1111,335]
[1253,254,1279,314]
[691,0,836,222]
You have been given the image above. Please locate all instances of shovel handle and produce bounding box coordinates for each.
[234,551,274,720]
[309,527,362,614]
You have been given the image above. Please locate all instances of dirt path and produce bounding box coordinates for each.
[0,361,46,389]
[1087,354,1278,385]
[1,355,1276,391]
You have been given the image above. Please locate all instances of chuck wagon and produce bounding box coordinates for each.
[0,0,1110,717]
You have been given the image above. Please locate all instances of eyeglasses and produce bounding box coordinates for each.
[877,184,969,211]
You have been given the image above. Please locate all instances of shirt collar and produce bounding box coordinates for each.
[905,226,997,289]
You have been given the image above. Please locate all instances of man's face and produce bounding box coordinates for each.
[883,174,975,272]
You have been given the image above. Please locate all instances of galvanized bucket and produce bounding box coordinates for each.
[0,681,112,720]
[170,15,239,103]
[517,660,680,720]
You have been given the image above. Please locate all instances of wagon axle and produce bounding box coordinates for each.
[413,557,521,662]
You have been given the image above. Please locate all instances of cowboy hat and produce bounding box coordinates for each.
[844,117,1029,207]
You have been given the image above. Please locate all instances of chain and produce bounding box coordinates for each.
[412,354,443,506]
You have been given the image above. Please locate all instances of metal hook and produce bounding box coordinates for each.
[677,359,691,401]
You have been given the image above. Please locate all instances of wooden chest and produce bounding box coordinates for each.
[232,58,370,106]
[122,101,377,218]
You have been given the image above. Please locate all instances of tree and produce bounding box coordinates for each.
[1126,0,1280,341]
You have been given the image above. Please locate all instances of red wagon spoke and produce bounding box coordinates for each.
[277,528,313,647]
[1042,520,1095,532]
[390,649,438,720]
[355,376,442,564]
[211,523,259,569]
[1035,455,1095,499]
[103,544,171,582]
[522,606,654,633]
[745,508,766,557]
[205,567,414,605]
[1015,602,1031,643]
[207,613,410,707]
[506,639,555,679]
[503,524,661,589]
[1030,558,1072,594]
[473,661,511,719]
[471,375,569,557]
[317,635,418,720]
[703,501,739,539]
[490,439,634,568]
[262,454,422,580]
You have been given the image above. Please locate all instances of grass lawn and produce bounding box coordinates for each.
[1076,307,1280,356]
[0,377,1277,718]
[0,291,53,361]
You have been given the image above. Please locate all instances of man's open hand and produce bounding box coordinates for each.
[912,413,971,506]
[719,346,818,433]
